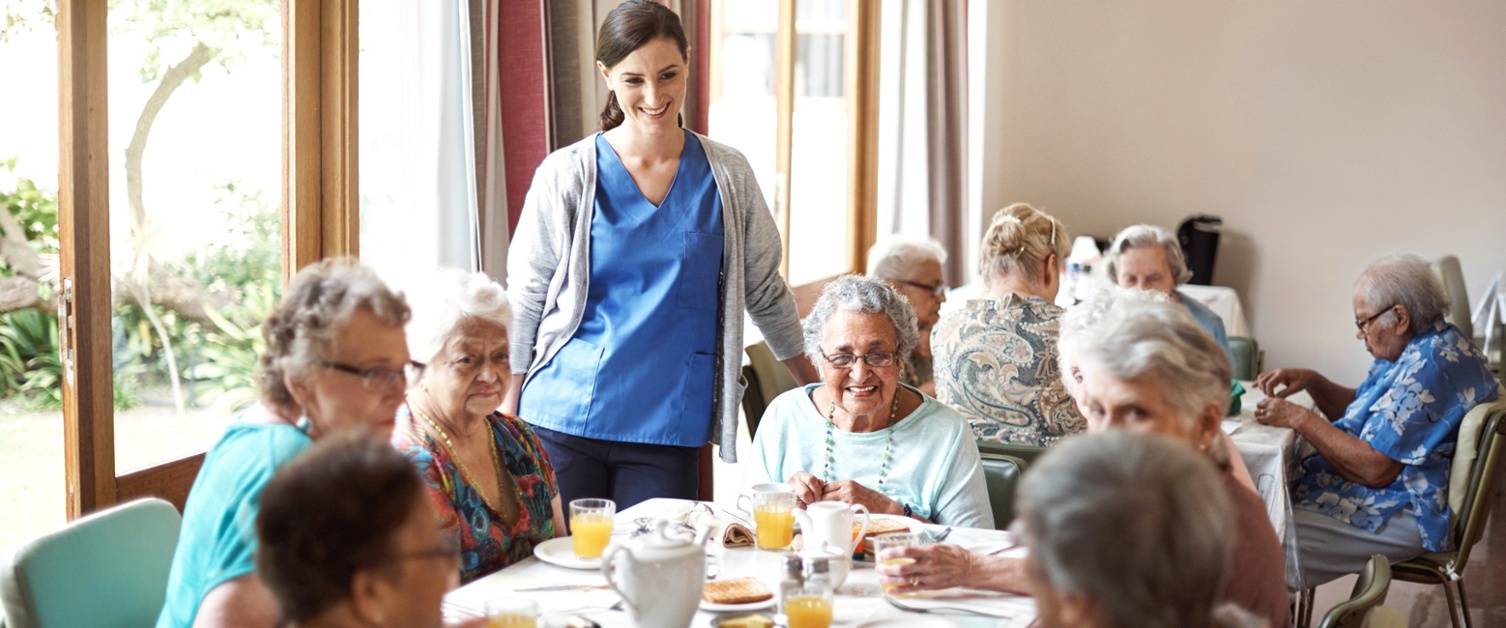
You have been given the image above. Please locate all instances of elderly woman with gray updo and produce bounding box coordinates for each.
[1254,254,1498,590]
[745,275,992,527]
[393,269,563,584]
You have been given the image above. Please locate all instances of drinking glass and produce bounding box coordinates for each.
[751,490,797,550]
[782,583,833,628]
[485,597,538,628]
[873,533,920,594]
[569,498,616,559]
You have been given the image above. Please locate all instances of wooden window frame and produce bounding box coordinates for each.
[57,0,360,517]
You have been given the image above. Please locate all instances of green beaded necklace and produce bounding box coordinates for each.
[821,387,901,487]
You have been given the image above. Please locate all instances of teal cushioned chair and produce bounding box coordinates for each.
[976,441,1047,470]
[1,498,181,628]
[1228,335,1260,382]
[980,453,1027,530]
[1317,554,1391,628]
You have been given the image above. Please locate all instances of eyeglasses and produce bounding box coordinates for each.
[1355,305,1398,333]
[320,360,423,392]
[821,351,898,369]
[894,279,946,297]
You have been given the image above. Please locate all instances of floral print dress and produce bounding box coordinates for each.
[1292,322,1498,552]
[393,410,560,583]
[931,294,1086,446]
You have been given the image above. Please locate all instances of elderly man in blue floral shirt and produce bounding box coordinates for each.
[1253,254,1498,589]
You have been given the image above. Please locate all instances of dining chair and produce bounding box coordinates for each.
[742,340,799,437]
[739,362,768,438]
[1228,335,1262,381]
[1317,554,1391,628]
[979,453,1027,529]
[976,441,1048,470]
[0,498,181,628]
[1429,255,1473,340]
[1389,397,1506,628]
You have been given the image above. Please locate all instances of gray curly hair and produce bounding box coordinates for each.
[1072,298,1233,420]
[1103,224,1193,286]
[1354,254,1449,334]
[803,275,920,368]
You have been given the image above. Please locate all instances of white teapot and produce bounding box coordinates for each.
[794,501,869,555]
[602,520,710,628]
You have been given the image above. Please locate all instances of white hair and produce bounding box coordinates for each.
[1355,254,1449,334]
[1056,286,1172,388]
[1019,431,1234,628]
[1073,299,1232,420]
[1102,224,1192,285]
[866,235,948,279]
[803,275,920,367]
[403,269,513,364]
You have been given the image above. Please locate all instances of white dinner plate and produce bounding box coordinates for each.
[700,596,777,613]
[532,536,601,570]
[855,618,955,628]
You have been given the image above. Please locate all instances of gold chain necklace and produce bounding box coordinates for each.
[412,404,508,516]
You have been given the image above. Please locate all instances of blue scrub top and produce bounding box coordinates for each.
[521,131,724,447]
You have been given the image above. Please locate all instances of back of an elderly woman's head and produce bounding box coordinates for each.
[1056,287,1173,398]
[803,275,920,365]
[258,259,410,408]
[1072,299,1232,422]
[256,432,425,623]
[866,235,947,280]
[403,269,513,364]
[979,203,1070,287]
[1102,224,1192,286]
[1019,431,1234,628]
[1355,253,1449,334]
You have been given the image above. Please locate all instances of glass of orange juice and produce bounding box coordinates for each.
[783,583,833,628]
[751,490,797,550]
[873,533,920,594]
[569,498,616,559]
[485,597,537,628]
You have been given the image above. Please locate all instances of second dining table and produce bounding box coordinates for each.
[446,497,1036,627]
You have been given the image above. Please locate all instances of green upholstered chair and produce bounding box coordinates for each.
[1318,555,1391,628]
[976,441,1048,470]
[980,453,1027,530]
[1228,335,1261,381]
[742,340,799,438]
[1,498,181,628]
[1389,397,1506,628]
[1430,255,1473,340]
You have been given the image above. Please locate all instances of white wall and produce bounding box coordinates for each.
[974,0,1506,384]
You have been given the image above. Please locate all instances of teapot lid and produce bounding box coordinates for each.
[639,519,697,548]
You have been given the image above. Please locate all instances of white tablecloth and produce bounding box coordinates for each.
[448,498,1035,627]
[1226,384,1308,587]
[1179,284,1251,337]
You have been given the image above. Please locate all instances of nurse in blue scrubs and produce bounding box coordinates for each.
[505,0,814,509]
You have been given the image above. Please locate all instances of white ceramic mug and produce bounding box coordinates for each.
[794,501,869,555]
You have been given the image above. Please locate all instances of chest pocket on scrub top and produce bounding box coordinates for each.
[676,231,724,311]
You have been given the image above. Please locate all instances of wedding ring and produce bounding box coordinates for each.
[910,576,921,586]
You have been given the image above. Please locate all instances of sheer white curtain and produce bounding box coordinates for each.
[360,0,482,289]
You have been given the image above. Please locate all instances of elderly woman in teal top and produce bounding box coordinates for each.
[157,260,411,628]
[1255,254,1499,590]
[747,275,993,528]
[1103,224,1232,364]
[505,0,812,509]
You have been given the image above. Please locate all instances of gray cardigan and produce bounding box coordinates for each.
[507,131,806,462]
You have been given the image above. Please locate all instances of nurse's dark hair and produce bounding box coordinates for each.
[256,432,426,623]
[597,0,689,131]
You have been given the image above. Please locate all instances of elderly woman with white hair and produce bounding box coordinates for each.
[880,299,1286,626]
[932,203,1084,446]
[866,235,948,394]
[746,275,991,527]
[1018,432,1261,628]
[1255,254,1498,589]
[1103,224,1232,362]
[393,270,564,584]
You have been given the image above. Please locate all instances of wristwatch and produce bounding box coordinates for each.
[902,503,913,518]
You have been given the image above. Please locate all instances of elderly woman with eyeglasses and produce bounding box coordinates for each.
[866,235,949,395]
[745,275,992,527]
[1102,224,1232,363]
[158,260,412,628]
[393,270,564,584]
[932,203,1084,446]
[1254,254,1498,589]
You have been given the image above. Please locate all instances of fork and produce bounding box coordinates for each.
[884,595,1018,619]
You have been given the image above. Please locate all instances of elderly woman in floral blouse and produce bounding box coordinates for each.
[932,203,1084,446]
[393,270,564,583]
[1255,254,1498,589]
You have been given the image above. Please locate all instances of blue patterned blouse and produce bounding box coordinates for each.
[1292,322,1498,551]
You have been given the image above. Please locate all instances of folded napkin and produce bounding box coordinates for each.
[672,506,755,548]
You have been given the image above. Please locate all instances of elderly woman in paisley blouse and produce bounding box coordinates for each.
[932,203,1085,446]
[393,270,564,583]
